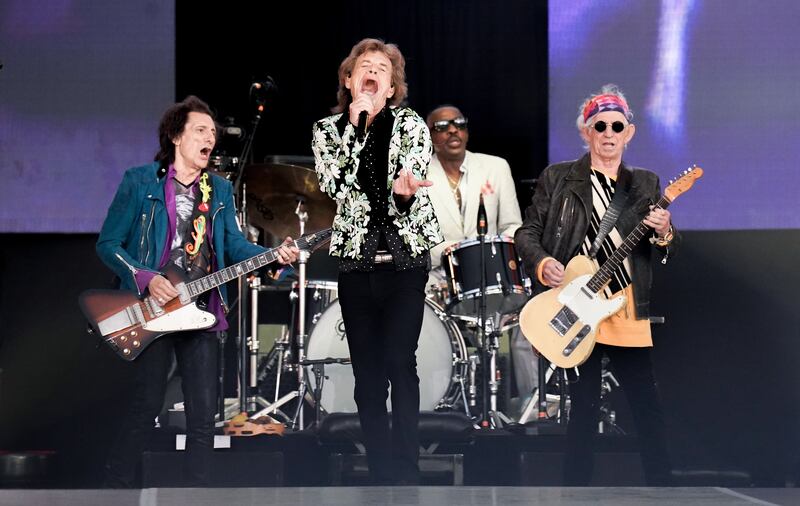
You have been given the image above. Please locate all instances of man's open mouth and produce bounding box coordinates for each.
[361,78,378,95]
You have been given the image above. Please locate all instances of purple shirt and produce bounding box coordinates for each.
[134,165,228,331]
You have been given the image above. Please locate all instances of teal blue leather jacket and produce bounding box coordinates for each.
[96,162,264,304]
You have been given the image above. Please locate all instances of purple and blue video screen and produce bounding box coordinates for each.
[0,1,174,233]
[549,0,800,230]
[3,2,798,233]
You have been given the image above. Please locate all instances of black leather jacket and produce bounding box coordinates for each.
[514,154,680,319]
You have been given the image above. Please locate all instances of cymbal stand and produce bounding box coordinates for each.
[290,198,310,430]
[223,276,296,423]
[252,198,314,428]
[236,186,249,417]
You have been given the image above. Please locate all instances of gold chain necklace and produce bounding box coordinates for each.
[446,171,462,209]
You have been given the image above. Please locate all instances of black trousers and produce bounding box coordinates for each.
[337,266,427,485]
[564,343,673,486]
[104,330,218,487]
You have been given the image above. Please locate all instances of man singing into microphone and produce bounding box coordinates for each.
[312,38,442,485]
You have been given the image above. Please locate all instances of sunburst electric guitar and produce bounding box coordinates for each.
[79,228,332,361]
[519,167,702,368]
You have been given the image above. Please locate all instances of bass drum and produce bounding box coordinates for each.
[305,299,467,413]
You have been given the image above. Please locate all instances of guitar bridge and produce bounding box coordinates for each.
[549,305,579,337]
[562,325,591,356]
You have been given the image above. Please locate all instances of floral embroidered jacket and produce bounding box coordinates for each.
[312,106,443,259]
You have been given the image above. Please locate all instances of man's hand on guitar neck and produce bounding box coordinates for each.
[277,236,300,265]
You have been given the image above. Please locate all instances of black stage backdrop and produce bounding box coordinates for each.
[175,1,549,207]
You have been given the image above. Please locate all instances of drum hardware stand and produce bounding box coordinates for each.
[291,357,352,428]
[220,276,294,424]
[474,194,512,428]
[485,316,514,428]
[468,353,479,410]
[291,198,312,430]
[598,356,624,434]
[518,358,554,424]
[442,356,472,416]
[515,359,568,434]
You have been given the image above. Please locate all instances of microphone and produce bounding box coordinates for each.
[250,76,277,103]
[477,193,488,236]
[223,125,243,138]
[357,110,368,141]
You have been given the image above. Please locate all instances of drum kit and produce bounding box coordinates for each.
[213,153,560,431]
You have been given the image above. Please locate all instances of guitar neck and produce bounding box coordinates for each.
[184,232,322,298]
[586,195,671,294]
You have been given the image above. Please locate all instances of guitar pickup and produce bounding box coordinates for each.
[549,306,579,337]
[562,324,591,356]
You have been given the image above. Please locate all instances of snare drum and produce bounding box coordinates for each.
[291,280,338,331]
[305,299,467,413]
[441,236,529,317]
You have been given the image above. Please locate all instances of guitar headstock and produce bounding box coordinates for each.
[664,165,703,202]
[300,228,333,252]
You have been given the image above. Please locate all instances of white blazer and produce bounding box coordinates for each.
[427,151,522,267]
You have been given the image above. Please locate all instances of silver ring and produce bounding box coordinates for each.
[158,297,164,303]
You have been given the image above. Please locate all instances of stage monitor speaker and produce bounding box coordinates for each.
[142,451,283,487]
[519,451,645,486]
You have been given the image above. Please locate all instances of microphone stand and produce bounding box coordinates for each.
[226,85,269,421]
[477,195,490,427]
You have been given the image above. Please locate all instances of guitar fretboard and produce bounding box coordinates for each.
[184,229,330,298]
[585,196,671,294]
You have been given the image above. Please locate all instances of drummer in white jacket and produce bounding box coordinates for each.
[425,105,522,266]
[425,105,536,410]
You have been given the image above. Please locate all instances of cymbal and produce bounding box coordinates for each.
[242,161,336,240]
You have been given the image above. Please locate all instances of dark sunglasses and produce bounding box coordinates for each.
[592,120,627,133]
[432,117,468,132]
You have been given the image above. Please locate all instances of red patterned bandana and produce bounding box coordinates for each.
[582,94,632,123]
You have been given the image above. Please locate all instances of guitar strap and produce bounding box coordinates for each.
[182,170,214,280]
[588,168,631,259]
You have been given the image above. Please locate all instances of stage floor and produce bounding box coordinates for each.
[0,486,795,506]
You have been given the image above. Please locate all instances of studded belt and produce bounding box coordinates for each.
[373,251,394,264]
